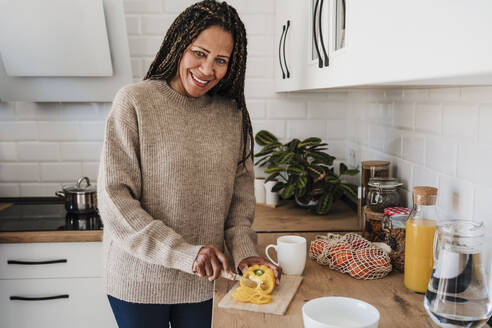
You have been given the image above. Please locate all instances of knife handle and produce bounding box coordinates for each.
[220,270,240,281]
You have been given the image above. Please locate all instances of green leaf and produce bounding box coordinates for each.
[339,163,348,175]
[280,183,295,199]
[301,137,321,144]
[310,152,335,166]
[254,157,270,166]
[287,139,300,152]
[316,193,334,215]
[297,137,321,148]
[297,176,308,188]
[265,173,279,183]
[254,144,277,157]
[324,175,340,184]
[278,152,294,164]
[342,169,359,176]
[264,166,285,174]
[271,182,285,193]
[255,130,279,146]
[339,183,357,200]
[287,166,304,175]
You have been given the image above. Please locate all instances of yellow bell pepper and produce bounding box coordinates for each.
[232,264,276,305]
[241,264,275,295]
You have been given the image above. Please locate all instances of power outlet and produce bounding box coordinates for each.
[347,147,358,167]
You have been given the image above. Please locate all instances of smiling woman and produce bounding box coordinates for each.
[97,1,281,328]
[169,26,233,97]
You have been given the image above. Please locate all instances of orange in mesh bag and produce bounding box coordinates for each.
[309,233,392,280]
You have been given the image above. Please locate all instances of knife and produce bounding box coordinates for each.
[220,270,260,288]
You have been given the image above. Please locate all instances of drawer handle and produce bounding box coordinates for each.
[278,24,286,79]
[313,0,323,68]
[7,259,68,265]
[10,294,69,301]
[283,20,290,78]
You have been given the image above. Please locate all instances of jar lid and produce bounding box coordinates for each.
[384,207,410,216]
[413,186,438,205]
[368,177,403,189]
[361,160,390,168]
[63,176,96,193]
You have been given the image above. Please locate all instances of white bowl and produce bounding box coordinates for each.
[302,297,380,328]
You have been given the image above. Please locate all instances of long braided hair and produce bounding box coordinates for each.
[144,0,254,167]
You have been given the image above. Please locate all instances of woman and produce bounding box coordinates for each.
[97,1,281,327]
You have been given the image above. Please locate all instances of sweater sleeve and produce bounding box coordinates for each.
[224,133,259,271]
[97,87,203,274]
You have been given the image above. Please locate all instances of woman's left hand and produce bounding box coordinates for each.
[238,256,282,285]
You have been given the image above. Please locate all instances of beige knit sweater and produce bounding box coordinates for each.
[97,79,258,304]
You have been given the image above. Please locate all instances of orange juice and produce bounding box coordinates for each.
[404,218,436,293]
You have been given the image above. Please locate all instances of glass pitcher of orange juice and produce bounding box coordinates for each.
[404,186,438,293]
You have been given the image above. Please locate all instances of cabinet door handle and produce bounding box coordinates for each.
[10,294,69,301]
[278,24,286,79]
[313,0,323,68]
[283,20,291,78]
[7,259,67,265]
[319,0,329,66]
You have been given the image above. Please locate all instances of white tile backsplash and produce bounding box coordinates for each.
[442,104,478,140]
[17,142,59,161]
[286,120,326,140]
[415,103,441,134]
[0,0,491,232]
[478,104,492,144]
[40,163,82,182]
[37,122,80,141]
[425,136,457,176]
[438,174,474,219]
[0,163,40,182]
[0,143,17,161]
[267,99,306,119]
[59,142,102,161]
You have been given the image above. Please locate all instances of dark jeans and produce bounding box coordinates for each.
[107,295,213,328]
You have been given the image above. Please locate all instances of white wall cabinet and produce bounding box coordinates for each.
[276,0,492,91]
[0,242,117,328]
[275,0,308,91]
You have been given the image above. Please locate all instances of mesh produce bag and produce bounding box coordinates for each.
[309,233,392,280]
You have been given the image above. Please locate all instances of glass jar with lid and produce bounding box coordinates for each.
[367,177,403,213]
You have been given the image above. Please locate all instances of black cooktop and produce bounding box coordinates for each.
[0,198,103,232]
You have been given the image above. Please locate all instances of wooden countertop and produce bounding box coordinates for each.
[212,232,440,328]
[0,230,103,243]
[1,200,358,243]
[253,200,359,233]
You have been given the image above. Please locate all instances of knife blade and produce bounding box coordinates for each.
[220,271,260,288]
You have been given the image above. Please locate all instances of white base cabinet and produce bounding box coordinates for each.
[0,242,117,328]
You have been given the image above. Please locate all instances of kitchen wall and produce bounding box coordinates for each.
[345,87,492,234]
[0,0,491,233]
[0,0,347,197]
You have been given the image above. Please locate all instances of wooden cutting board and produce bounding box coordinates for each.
[218,275,303,315]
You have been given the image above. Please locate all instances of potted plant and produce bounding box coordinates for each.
[254,130,359,215]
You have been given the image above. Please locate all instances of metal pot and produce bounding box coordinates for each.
[55,176,97,214]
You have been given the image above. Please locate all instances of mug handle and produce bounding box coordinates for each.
[265,244,279,266]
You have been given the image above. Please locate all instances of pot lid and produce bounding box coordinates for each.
[368,177,403,189]
[63,176,96,193]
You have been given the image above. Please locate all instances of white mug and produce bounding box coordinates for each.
[265,235,306,275]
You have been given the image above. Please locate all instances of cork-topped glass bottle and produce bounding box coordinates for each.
[404,186,438,293]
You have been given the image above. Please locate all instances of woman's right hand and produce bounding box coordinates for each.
[192,245,231,281]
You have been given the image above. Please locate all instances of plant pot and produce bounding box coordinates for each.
[295,196,318,208]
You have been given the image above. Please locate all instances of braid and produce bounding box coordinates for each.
[144,0,254,168]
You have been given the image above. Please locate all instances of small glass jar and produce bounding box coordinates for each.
[367,177,403,213]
